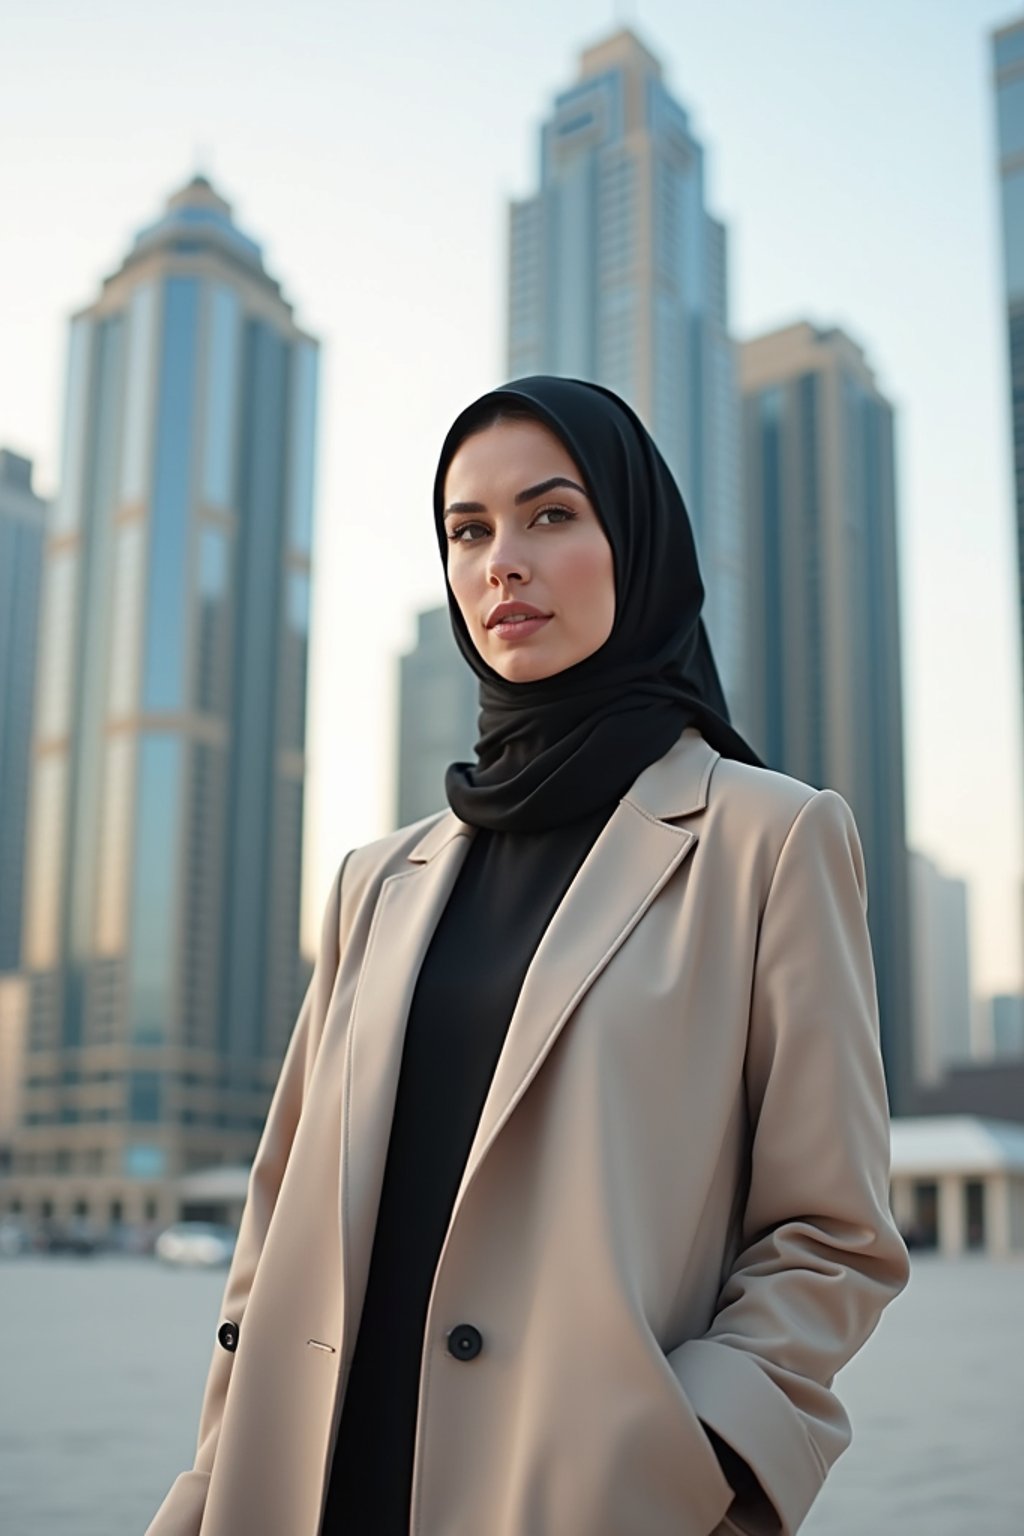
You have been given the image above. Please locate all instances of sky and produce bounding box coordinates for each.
[2,0,1023,1004]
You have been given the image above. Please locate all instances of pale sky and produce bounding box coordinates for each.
[2,0,1023,1002]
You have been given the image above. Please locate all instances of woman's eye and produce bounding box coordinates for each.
[533,505,576,526]
[447,522,488,543]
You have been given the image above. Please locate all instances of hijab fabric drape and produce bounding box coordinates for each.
[433,375,763,833]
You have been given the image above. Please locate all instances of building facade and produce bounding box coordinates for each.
[396,606,476,828]
[908,851,972,1087]
[991,992,1024,1058]
[888,1116,1024,1258]
[4,177,318,1230]
[0,452,47,974]
[508,28,747,728]
[993,20,1024,915]
[740,321,913,1111]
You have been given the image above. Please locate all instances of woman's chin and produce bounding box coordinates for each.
[488,645,565,685]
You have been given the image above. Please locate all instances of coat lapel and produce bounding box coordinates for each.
[450,726,720,1223]
[339,820,473,1319]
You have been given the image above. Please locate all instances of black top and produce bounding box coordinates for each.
[320,800,617,1534]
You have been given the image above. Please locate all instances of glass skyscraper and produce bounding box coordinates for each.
[0,452,46,975]
[740,321,913,1111]
[396,606,476,828]
[993,18,1024,978]
[7,177,319,1229]
[508,28,747,727]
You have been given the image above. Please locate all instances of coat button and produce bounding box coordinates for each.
[446,1323,483,1361]
[217,1320,239,1352]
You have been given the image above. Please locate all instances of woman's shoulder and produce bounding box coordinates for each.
[660,727,858,859]
[337,806,457,900]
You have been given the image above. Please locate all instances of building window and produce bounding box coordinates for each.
[129,1071,162,1124]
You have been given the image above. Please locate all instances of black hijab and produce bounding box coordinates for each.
[433,375,763,833]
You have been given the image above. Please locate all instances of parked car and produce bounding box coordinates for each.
[155,1221,237,1268]
[36,1216,102,1255]
[0,1215,33,1257]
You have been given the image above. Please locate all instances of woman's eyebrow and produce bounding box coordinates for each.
[514,476,586,505]
[443,476,587,519]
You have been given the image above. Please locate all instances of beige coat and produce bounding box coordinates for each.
[147,727,909,1536]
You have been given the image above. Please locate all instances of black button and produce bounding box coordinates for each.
[447,1323,483,1361]
[217,1320,239,1352]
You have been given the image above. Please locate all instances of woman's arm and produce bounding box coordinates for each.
[144,857,348,1536]
[669,789,910,1536]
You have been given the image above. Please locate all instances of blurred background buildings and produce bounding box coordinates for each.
[1,11,1023,1238]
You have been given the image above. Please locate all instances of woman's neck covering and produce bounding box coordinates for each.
[433,375,763,833]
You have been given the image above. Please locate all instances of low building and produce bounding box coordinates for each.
[889,1116,1024,1257]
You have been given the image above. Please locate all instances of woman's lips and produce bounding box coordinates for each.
[489,615,552,642]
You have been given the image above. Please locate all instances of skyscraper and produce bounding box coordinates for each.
[992,17,1024,969]
[396,606,476,828]
[0,451,46,974]
[740,321,912,1111]
[8,177,319,1229]
[908,851,972,1087]
[508,28,746,726]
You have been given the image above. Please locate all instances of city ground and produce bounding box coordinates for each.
[0,1254,1020,1535]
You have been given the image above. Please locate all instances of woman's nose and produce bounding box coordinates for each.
[487,542,528,585]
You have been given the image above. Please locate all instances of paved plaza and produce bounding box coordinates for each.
[0,1253,1020,1534]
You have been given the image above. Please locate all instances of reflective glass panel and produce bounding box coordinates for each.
[119,284,158,504]
[1001,169,1024,301]
[142,279,198,712]
[288,341,318,553]
[108,522,144,716]
[53,318,93,536]
[203,283,240,508]
[129,734,181,1043]
[998,76,1024,159]
[196,524,231,713]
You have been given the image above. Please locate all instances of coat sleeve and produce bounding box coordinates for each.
[144,857,347,1536]
[668,789,910,1536]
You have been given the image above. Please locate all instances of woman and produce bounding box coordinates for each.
[147,376,909,1536]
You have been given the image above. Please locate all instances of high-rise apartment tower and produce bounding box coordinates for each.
[740,321,913,1111]
[8,177,319,1227]
[507,28,747,725]
[992,17,1024,973]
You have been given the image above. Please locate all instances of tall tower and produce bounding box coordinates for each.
[740,321,912,1111]
[908,852,972,1088]
[395,606,476,828]
[992,17,1024,975]
[0,452,46,974]
[508,28,746,725]
[9,177,319,1227]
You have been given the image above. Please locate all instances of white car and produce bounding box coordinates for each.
[155,1221,237,1268]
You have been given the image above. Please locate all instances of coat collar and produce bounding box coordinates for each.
[405,726,719,863]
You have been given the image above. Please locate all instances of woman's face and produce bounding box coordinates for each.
[442,417,616,684]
